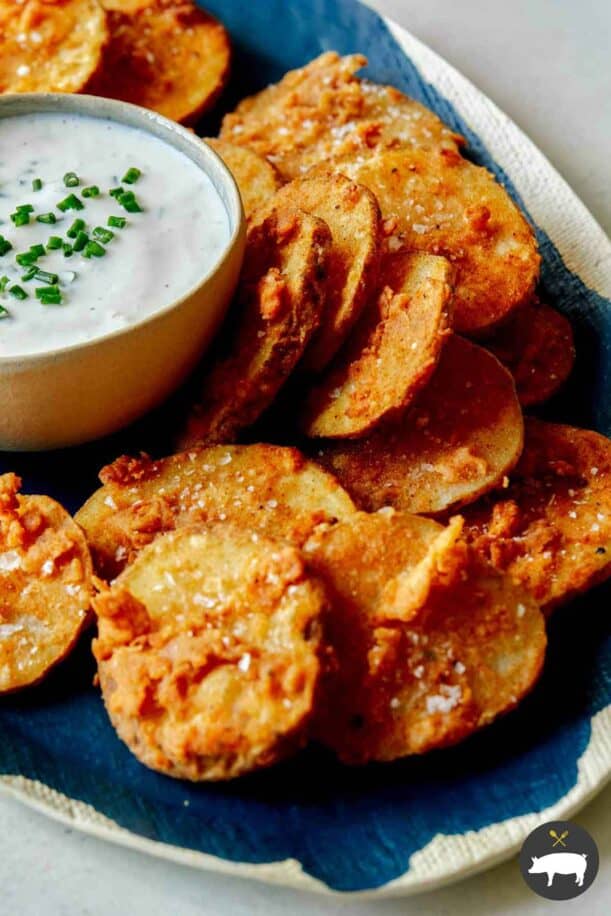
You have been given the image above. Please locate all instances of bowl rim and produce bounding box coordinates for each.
[0,93,245,368]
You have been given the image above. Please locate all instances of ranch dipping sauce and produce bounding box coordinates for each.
[0,112,230,357]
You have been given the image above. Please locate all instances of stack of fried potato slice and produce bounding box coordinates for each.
[4,47,608,785]
[78,446,548,778]
[0,0,231,124]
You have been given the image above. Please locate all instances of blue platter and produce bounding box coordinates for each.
[1,0,610,894]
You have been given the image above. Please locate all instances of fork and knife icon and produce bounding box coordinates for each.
[549,829,569,847]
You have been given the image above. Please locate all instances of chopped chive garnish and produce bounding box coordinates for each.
[0,304,9,319]
[63,172,80,188]
[21,267,37,282]
[62,244,73,258]
[32,178,43,192]
[9,285,28,300]
[17,204,34,214]
[35,284,61,299]
[67,218,86,239]
[57,193,83,212]
[11,211,30,227]
[0,236,12,256]
[0,276,9,292]
[33,269,59,285]
[16,252,36,267]
[108,215,126,229]
[82,185,100,198]
[122,167,141,185]
[83,240,106,258]
[39,293,62,305]
[92,226,114,244]
[36,212,57,225]
[72,231,89,252]
[36,283,62,305]
[109,187,124,199]
[29,244,45,259]
[117,191,142,213]
[47,236,63,250]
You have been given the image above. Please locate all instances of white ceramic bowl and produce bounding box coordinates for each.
[0,94,245,451]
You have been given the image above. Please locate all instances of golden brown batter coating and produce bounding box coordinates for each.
[0,0,108,95]
[304,512,545,763]
[483,298,575,406]
[313,336,524,516]
[0,474,93,693]
[93,524,328,780]
[462,419,611,611]
[220,52,463,179]
[319,148,540,335]
[302,251,454,438]
[253,174,382,371]
[88,0,230,123]
[205,139,283,220]
[75,444,357,579]
[179,206,331,448]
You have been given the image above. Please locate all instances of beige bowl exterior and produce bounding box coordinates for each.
[0,95,245,451]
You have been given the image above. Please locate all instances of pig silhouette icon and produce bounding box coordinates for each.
[528,852,588,887]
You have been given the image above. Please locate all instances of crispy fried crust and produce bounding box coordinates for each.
[302,252,454,438]
[0,0,108,94]
[205,139,282,220]
[320,148,540,334]
[0,473,92,693]
[178,207,331,448]
[462,419,611,611]
[220,52,463,180]
[75,444,357,579]
[253,174,382,371]
[314,335,524,515]
[87,0,230,123]
[483,298,575,406]
[304,512,545,763]
[93,525,327,780]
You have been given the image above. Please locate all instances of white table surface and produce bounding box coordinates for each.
[2,1,609,913]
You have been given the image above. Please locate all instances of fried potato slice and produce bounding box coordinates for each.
[320,148,540,335]
[302,252,454,438]
[220,52,463,180]
[205,139,282,221]
[75,444,357,579]
[0,473,92,694]
[253,174,382,371]
[93,524,327,780]
[483,298,575,406]
[0,0,108,95]
[462,419,611,611]
[88,0,230,123]
[304,512,545,763]
[178,207,331,448]
[314,335,523,516]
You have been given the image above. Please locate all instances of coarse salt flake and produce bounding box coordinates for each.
[0,550,22,573]
[426,684,462,715]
